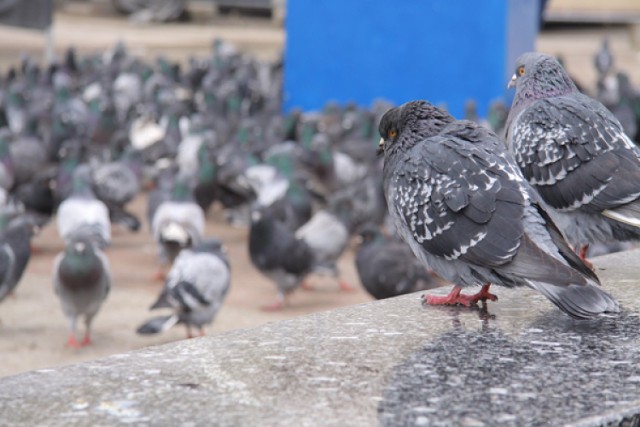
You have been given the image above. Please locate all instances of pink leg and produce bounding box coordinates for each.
[261,299,285,311]
[66,334,81,348]
[423,284,498,307]
[578,244,594,270]
[153,268,167,282]
[261,293,286,311]
[338,280,354,292]
[80,331,92,347]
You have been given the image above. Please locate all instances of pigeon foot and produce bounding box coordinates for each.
[422,284,497,307]
[66,335,81,348]
[81,333,92,347]
[261,299,285,311]
[153,268,167,282]
[338,280,355,292]
[301,281,314,291]
[578,244,595,270]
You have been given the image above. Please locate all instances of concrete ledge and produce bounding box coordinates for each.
[2,249,640,426]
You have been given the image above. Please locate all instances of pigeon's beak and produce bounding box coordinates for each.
[507,74,517,89]
[376,137,385,156]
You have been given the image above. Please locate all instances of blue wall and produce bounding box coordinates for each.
[284,0,540,118]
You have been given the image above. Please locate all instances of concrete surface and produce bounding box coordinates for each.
[0,249,639,426]
[0,0,640,386]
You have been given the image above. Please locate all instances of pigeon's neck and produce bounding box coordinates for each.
[513,75,577,110]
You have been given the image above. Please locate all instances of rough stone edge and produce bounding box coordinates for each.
[565,400,640,427]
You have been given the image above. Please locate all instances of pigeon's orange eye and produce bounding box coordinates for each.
[518,66,525,76]
[388,129,397,138]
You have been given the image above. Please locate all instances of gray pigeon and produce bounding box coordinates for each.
[594,38,614,78]
[56,164,111,249]
[294,204,352,291]
[506,52,640,260]
[249,206,314,310]
[53,235,111,347]
[90,148,143,232]
[151,175,205,274]
[356,225,446,300]
[379,100,618,319]
[137,239,230,338]
[0,216,37,303]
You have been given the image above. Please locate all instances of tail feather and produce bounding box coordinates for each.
[603,205,640,228]
[528,281,620,319]
[136,314,180,335]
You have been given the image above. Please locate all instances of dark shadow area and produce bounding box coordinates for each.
[378,310,640,426]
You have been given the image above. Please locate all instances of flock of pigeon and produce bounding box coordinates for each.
[0,37,638,346]
[0,39,439,345]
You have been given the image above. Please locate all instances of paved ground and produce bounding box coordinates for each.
[1,3,640,378]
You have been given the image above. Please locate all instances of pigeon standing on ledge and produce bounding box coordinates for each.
[379,100,618,319]
[506,52,640,259]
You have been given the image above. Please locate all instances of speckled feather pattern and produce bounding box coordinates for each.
[507,52,640,247]
[380,100,618,318]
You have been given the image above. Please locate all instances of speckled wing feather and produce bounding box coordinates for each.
[391,127,526,268]
[510,93,640,213]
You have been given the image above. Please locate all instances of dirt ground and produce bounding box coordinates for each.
[2,1,640,379]
[0,193,373,378]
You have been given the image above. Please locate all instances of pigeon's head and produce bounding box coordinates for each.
[377,101,454,156]
[508,52,577,98]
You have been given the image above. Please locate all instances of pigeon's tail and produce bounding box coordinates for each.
[136,314,180,335]
[528,280,620,319]
[603,201,640,229]
[110,208,141,232]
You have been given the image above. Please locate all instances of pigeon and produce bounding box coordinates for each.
[356,225,445,300]
[137,239,231,338]
[379,100,619,319]
[248,206,314,310]
[505,52,640,259]
[9,116,48,188]
[0,216,37,303]
[295,203,353,291]
[0,128,14,191]
[151,175,205,270]
[56,164,111,249]
[53,234,110,347]
[594,37,614,78]
[90,147,143,232]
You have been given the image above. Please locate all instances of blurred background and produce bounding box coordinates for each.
[0,0,640,378]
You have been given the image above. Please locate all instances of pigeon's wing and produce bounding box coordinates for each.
[391,135,526,267]
[280,233,314,276]
[164,252,230,312]
[92,163,139,205]
[510,95,640,213]
[295,211,348,262]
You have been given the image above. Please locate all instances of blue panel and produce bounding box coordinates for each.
[285,0,539,118]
